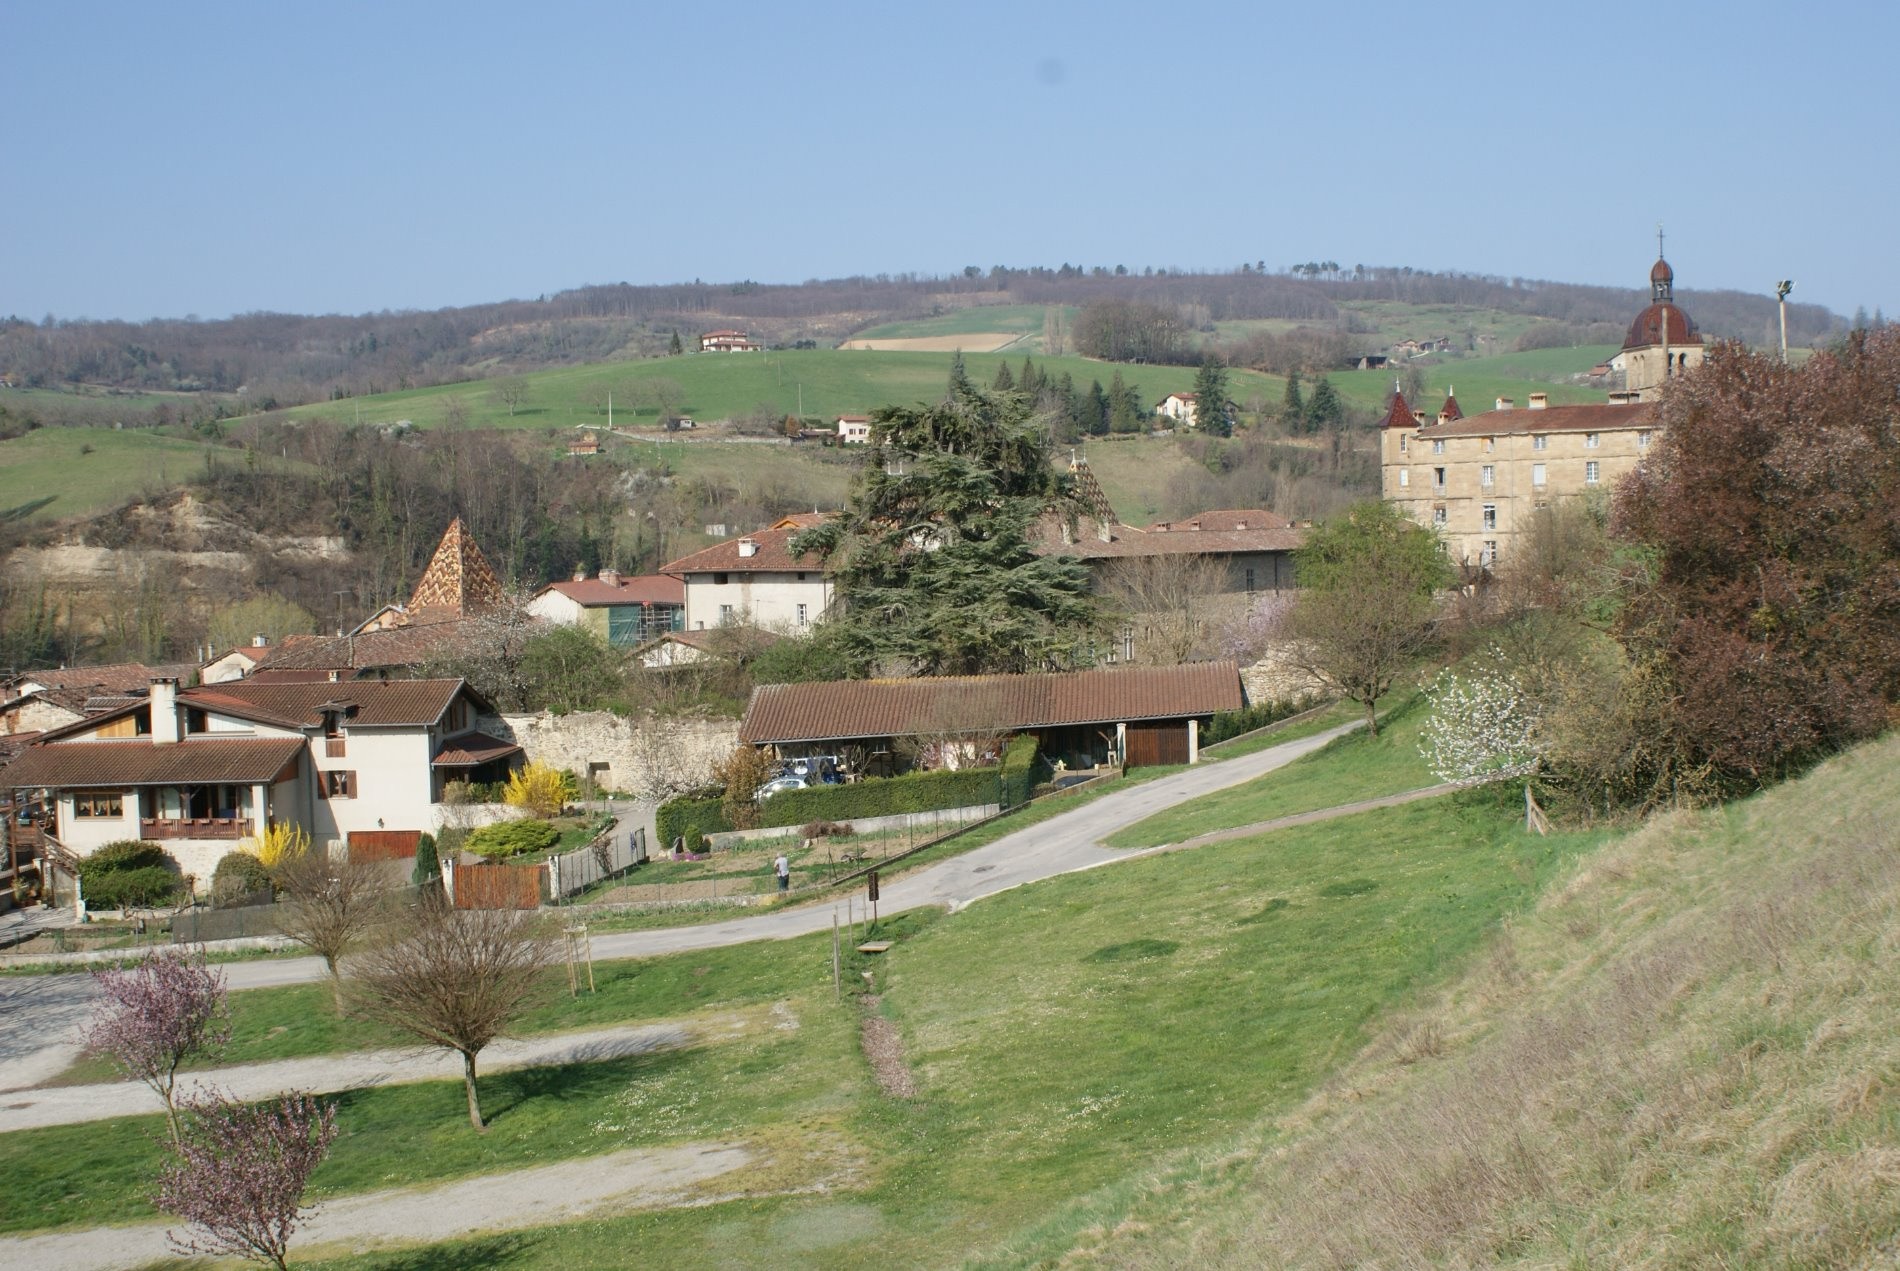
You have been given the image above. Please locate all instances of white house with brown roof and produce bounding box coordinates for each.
[661,514,833,632]
[699,329,760,353]
[1155,391,1199,426]
[836,415,872,444]
[527,570,684,646]
[1,677,519,888]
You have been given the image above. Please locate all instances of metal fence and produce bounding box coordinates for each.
[547,826,646,902]
[172,899,283,944]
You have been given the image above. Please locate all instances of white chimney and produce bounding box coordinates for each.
[1527,392,1548,410]
[1235,519,1249,531]
[737,538,759,558]
[600,567,621,587]
[251,633,267,647]
[149,678,180,744]
[1495,397,1516,411]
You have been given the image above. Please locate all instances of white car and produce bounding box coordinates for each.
[754,775,809,802]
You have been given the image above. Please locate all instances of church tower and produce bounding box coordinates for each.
[1613,235,1705,401]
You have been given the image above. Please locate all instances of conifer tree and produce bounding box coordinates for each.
[992,361,1015,392]
[1192,359,1233,437]
[668,329,683,356]
[1108,370,1141,434]
[1307,377,1343,432]
[1282,369,1306,433]
[1082,379,1110,436]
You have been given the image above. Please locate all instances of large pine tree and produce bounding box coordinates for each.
[792,380,1097,676]
[1191,359,1233,437]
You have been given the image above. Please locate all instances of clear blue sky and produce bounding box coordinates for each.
[8,0,1895,322]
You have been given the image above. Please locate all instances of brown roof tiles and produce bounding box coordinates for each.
[405,518,505,616]
[740,662,1244,744]
[1412,401,1656,439]
[662,523,828,576]
[1,737,305,788]
[183,679,472,729]
[538,574,683,608]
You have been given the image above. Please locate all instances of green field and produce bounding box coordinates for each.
[853,304,1070,341]
[0,426,259,522]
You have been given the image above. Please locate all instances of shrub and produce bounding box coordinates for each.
[464,819,560,860]
[503,763,572,819]
[78,840,169,881]
[85,865,186,910]
[801,820,855,839]
[243,823,310,871]
[656,795,730,854]
[1204,694,1328,745]
[210,852,274,907]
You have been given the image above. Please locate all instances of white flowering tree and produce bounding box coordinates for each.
[1418,661,1542,786]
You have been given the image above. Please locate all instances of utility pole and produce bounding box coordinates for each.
[1775,281,1795,362]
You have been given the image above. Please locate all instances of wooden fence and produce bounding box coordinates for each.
[452,862,542,910]
[347,830,422,862]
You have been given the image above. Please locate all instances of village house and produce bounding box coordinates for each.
[200,638,273,685]
[527,570,684,646]
[661,514,833,632]
[0,676,519,889]
[836,414,872,444]
[699,329,761,353]
[1154,391,1198,427]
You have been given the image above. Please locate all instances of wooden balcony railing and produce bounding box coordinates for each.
[140,818,253,841]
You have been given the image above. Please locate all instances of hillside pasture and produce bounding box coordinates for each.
[0,427,257,523]
[850,303,1066,341]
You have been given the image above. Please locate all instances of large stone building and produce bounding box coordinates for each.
[1379,252,1702,569]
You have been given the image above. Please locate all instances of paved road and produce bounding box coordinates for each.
[0,724,1354,1091]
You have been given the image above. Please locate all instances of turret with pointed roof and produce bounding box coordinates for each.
[407,517,505,618]
[1381,389,1413,429]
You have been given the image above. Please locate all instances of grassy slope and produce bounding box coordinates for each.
[854,304,1069,340]
[1060,732,1900,1269]
[0,791,1596,1265]
[0,427,249,522]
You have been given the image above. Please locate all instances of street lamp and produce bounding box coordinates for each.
[1775,280,1794,362]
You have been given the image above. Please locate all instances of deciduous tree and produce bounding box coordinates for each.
[155,1091,338,1271]
[274,850,393,1014]
[84,950,230,1143]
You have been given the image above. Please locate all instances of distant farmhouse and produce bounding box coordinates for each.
[528,569,684,647]
[1381,251,1704,571]
[836,414,872,444]
[699,329,761,353]
[1154,391,1198,427]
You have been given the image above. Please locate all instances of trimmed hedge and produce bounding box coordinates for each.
[77,840,169,881]
[465,818,561,859]
[84,865,186,909]
[656,736,1043,851]
[1203,694,1328,745]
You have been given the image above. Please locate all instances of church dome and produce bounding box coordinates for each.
[1650,257,1674,287]
[1623,302,1700,351]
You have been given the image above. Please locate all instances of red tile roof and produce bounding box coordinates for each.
[184,679,474,729]
[432,732,523,768]
[1413,401,1656,439]
[1031,517,1303,559]
[1150,509,1293,533]
[538,574,684,607]
[255,624,463,673]
[406,518,505,616]
[1,737,305,788]
[1439,392,1463,422]
[662,523,828,576]
[9,662,198,694]
[1382,390,1413,430]
[1622,302,1700,351]
[739,662,1244,744]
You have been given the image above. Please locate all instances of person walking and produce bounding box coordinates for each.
[774,853,790,893]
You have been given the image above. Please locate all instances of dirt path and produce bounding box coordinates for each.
[0,1139,755,1271]
[0,1013,753,1133]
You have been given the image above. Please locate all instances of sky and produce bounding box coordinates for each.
[8,0,1897,323]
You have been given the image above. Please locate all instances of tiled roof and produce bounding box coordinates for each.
[1149,509,1293,533]
[432,732,523,768]
[184,679,472,729]
[10,662,197,694]
[538,574,684,607]
[1622,301,1700,351]
[1412,401,1656,439]
[739,662,1244,744]
[662,523,827,576]
[406,518,505,615]
[1,737,305,788]
[1382,390,1413,430]
[256,624,461,672]
[1030,517,1303,560]
[1439,392,1463,422]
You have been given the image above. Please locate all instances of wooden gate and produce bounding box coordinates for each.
[453,862,542,909]
[1123,720,1190,769]
[346,830,422,862]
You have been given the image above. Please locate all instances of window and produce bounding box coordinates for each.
[1431,439,1446,454]
[1398,434,1408,452]
[1481,464,1495,488]
[1532,462,1547,487]
[1431,505,1447,527]
[1433,467,1446,491]
[1483,436,1495,452]
[1483,540,1498,565]
[1482,503,1497,531]
[713,572,729,585]
[1398,469,1410,488]
[718,604,734,626]
[796,603,809,626]
[1585,460,1600,484]
[321,770,356,799]
[1585,432,1600,449]
[1532,434,1548,451]
[73,790,124,818]
[1638,430,1652,449]
[1244,567,1257,593]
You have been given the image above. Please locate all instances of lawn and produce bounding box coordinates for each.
[1,791,1601,1268]
[853,304,1068,341]
[0,426,253,522]
[1106,690,1434,848]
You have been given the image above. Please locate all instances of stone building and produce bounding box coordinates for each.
[1608,254,1707,401]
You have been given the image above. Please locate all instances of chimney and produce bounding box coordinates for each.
[737,538,759,558]
[149,677,180,744]
[1495,397,1516,411]
[600,567,621,586]
[573,566,588,583]
[1527,392,1548,410]
[1235,519,1249,531]
[1411,410,1428,425]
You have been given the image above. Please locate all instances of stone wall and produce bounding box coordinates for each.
[483,710,738,799]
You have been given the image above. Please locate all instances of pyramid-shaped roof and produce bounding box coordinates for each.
[1068,454,1117,526]
[407,518,505,617]
[1438,392,1463,422]
[1381,389,1413,430]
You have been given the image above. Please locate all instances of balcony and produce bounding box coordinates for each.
[140,818,253,841]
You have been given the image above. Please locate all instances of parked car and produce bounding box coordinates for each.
[754,775,808,802]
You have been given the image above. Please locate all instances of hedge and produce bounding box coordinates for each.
[1203,694,1329,745]
[77,840,169,881]
[656,736,1043,851]
[465,819,561,859]
[83,865,186,909]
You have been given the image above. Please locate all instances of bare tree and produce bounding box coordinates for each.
[84,950,231,1144]
[1101,552,1234,665]
[350,899,555,1131]
[155,1090,338,1271]
[488,377,530,417]
[273,849,396,1014]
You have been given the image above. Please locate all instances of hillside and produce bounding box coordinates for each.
[1053,733,1900,1269]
